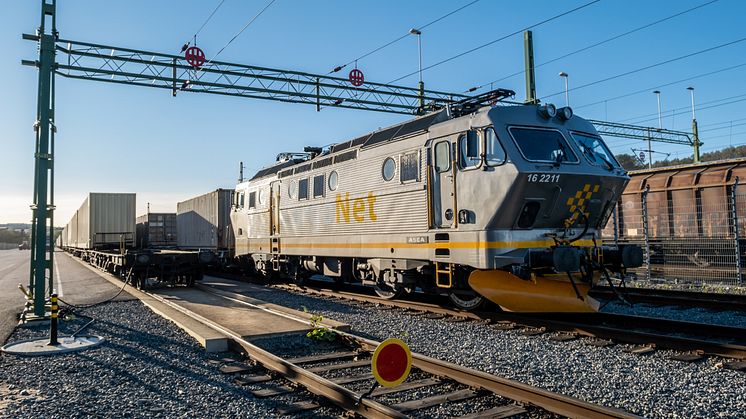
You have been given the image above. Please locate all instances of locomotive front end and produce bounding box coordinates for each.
[463,104,643,312]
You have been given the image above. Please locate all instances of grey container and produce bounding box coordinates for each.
[63,192,136,249]
[136,212,177,248]
[177,189,234,250]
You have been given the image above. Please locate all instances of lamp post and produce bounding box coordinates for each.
[653,90,662,129]
[687,86,701,163]
[649,90,663,169]
[559,71,569,107]
[410,28,424,112]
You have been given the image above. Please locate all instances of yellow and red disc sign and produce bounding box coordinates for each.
[371,338,412,387]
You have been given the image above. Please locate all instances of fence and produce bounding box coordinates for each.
[603,181,745,289]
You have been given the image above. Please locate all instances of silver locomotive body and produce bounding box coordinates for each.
[232,103,641,312]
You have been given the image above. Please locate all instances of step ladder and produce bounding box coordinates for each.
[435,262,452,288]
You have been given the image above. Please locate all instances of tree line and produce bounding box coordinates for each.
[615,144,746,171]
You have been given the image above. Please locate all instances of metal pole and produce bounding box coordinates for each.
[559,72,569,107]
[642,185,651,282]
[654,90,662,129]
[29,0,57,317]
[612,202,619,247]
[692,119,701,164]
[410,28,424,114]
[524,31,536,104]
[48,293,58,345]
[732,177,742,286]
[647,129,652,170]
[688,87,701,164]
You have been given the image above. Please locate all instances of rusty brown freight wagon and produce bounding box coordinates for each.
[606,158,746,285]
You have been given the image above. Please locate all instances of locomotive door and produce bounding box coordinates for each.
[269,181,281,253]
[431,139,456,228]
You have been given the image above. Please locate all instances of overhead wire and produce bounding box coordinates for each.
[574,61,746,110]
[196,0,278,75]
[386,0,601,84]
[318,0,599,111]
[540,36,746,100]
[619,92,746,124]
[180,0,229,51]
[329,0,482,74]
[625,96,746,126]
[466,0,719,92]
[699,116,746,128]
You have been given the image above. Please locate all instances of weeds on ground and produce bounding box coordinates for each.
[301,306,337,342]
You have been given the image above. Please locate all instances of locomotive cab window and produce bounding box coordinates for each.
[400,151,419,182]
[313,174,325,198]
[508,127,578,163]
[298,178,309,200]
[248,192,256,209]
[238,192,245,208]
[434,141,451,173]
[570,132,620,169]
[485,127,506,166]
[458,130,480,169]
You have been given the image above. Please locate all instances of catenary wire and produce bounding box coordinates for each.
[386,0,601,84]
[466,0,719,92]
[540,36,746,100]
[625,96,746,126]
[619,92,746,124]
[329,0,482,74]
[196,0,278,76]
[182,0,228,50]
[574,61,746,110]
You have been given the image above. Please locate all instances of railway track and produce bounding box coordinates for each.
[145,283,638,418]
[255,279,746,365]
[591,286,746,311]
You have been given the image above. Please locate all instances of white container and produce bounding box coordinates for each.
[177,189,233,250]
[63,192,136,249]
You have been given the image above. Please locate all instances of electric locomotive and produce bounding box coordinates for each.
[231,90,642,312]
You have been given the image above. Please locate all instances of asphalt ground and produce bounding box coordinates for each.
[0,249,134,344]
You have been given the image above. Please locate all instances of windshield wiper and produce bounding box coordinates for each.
[597,154,615,171]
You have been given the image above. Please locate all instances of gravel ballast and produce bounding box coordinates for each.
[0,300,337,418]
[247,284,746,418]
[600,299,746,328]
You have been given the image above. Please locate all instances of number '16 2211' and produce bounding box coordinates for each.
[527,173,560,183]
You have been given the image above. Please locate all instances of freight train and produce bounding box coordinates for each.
[230,90,643,312]
[606,157,746,283]
[57,192,209,288]
[58,91,644,312]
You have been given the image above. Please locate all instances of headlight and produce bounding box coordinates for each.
[539,103,557,118]
[558,106,573,120]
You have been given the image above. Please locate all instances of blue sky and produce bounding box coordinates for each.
[2,0,745,223]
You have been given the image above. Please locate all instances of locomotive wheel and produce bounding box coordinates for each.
[374,284,404,300]
[448,291,485,311]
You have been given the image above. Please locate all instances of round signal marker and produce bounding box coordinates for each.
[185,46,206,68]
[349,68,365,86]
[371,338,411,387]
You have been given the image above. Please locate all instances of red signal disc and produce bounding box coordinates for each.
[349,68,365,87]
[185,46,206,68]
[371,338,412,387]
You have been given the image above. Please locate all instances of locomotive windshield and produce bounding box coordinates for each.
[508,127,578,163]
[570,132,620,169]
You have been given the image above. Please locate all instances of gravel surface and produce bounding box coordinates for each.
[600,300,746,328]
[248,284,746,418]
[0,300,338,418]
